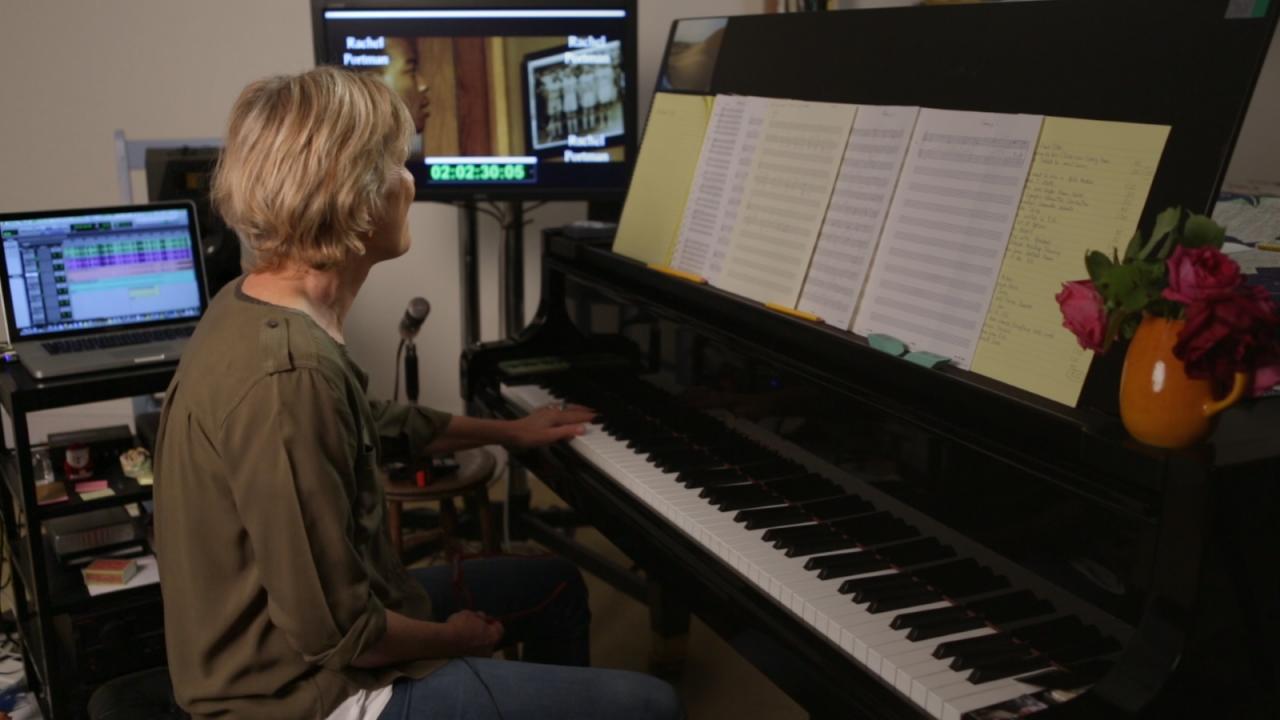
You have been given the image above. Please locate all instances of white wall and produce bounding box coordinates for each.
[1225,26,1280,187]
[0,0,760,437]
[0,0,1275,429]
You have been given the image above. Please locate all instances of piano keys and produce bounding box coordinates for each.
[501,376,1123,720]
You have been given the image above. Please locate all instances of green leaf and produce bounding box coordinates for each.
[1151,206,1182,245]
[1118,312,1142,340]
[1099,260,1164,313]
[1180,213,1226,249]
[1085,250,1113,285]
[1101,308,1130,352]
[1139,206,1183,260]
[1122,228,1145,261]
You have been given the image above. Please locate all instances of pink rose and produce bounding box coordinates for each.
[1056,280,1107,352]
[1163,245,1243,305]
[1253,363,1280,397]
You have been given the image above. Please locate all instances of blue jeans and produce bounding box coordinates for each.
[377,555,682,720]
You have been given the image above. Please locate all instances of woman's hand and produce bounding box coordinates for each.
[507,404,596,449]
[445,610,505,657]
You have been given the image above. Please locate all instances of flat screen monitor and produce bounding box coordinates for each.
[310,0,638,201]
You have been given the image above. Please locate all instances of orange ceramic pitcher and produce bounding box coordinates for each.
[1118,315,1248,449]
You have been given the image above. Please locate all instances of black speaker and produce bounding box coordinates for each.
[145,147,241,299]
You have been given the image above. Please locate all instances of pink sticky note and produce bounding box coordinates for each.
[75,480,110,494]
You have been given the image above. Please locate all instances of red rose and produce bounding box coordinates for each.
[1163,245,1243,305]
[1056,280,1107,352]
[1174,284,1280,393]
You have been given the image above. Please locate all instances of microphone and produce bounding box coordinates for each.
[398,297,431,340]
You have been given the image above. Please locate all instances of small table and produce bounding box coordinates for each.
[381,447,499,557]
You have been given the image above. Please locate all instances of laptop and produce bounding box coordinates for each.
[0,201,208,379]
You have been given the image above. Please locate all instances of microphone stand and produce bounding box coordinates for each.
[403,339,420,406]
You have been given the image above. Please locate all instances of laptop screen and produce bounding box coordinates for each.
[0,205,205,339]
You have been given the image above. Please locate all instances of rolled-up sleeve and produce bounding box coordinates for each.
[220,369,385,671]
[368,398,452,448]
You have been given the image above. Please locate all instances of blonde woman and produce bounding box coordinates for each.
[153,67,681,720]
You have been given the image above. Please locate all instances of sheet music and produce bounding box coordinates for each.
[853,109,1042,368]
[971,117,1169,405]
[613,93,713,266]
[715,99,856,306]
[797,106,918,328]
[672,96,765,278]
[691,97,771,283]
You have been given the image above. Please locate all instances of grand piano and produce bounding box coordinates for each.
[462,2,1280,718]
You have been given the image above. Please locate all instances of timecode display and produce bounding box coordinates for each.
[427,162,536,183]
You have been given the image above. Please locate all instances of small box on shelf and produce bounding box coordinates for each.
[81,557,139,586]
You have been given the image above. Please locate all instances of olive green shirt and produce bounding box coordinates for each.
[154,281,451,719]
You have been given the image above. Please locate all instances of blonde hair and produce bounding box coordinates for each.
[212,66,413,273]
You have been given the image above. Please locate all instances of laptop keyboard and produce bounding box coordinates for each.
[42,326,195,355]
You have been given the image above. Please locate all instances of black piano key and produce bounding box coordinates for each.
[829,515,918,545]
[719,492,791,512]
[817,539,953,582]
[933,571,1010,599]
[1046,636,1122,665]
[736,505,811,529]
[679,468,753,489]
[857,578,938,604]
[949,645,1037,672]
[762,523,827,544]
[902,562,1010,600]
[763,476,842,503]
[736,458,806,478]
[967,656,1053,684]
[906,616,987,641]
[607,421,657,436]
[891,605,970,631]
[654,452,721,473]
[875,537,956,566]
[632,439,687,455]
[967,590,1054,625]
[815,554,892,580]
[911,558,981,585]
[805,550,868,571]
[784,534,861,558]
[1018,659,1112,690]
[852,559,984,601]
[646,446,703,464]
[841,572,913,597]
[1011,617,1088,650]
[934,632,1017,660]
[801,494,875,520]
[891,590,1050,636]
[705,486,780,511]
[721,452,779,468]
[866,589,943,613]
[1030,627,1105,656]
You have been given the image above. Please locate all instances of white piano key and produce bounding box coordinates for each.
[941,679,1038,720]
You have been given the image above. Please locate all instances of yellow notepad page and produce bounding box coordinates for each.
[971,117,1170,406]
[613,93,713,266]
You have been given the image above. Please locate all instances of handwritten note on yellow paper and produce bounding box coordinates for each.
[613,93,713,266]
[972,117,1169,406]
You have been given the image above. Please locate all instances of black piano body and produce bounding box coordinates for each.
[463,233,1279,719]
[464,2,1279,717]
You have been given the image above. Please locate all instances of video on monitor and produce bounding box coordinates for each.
[311,2,637,200]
